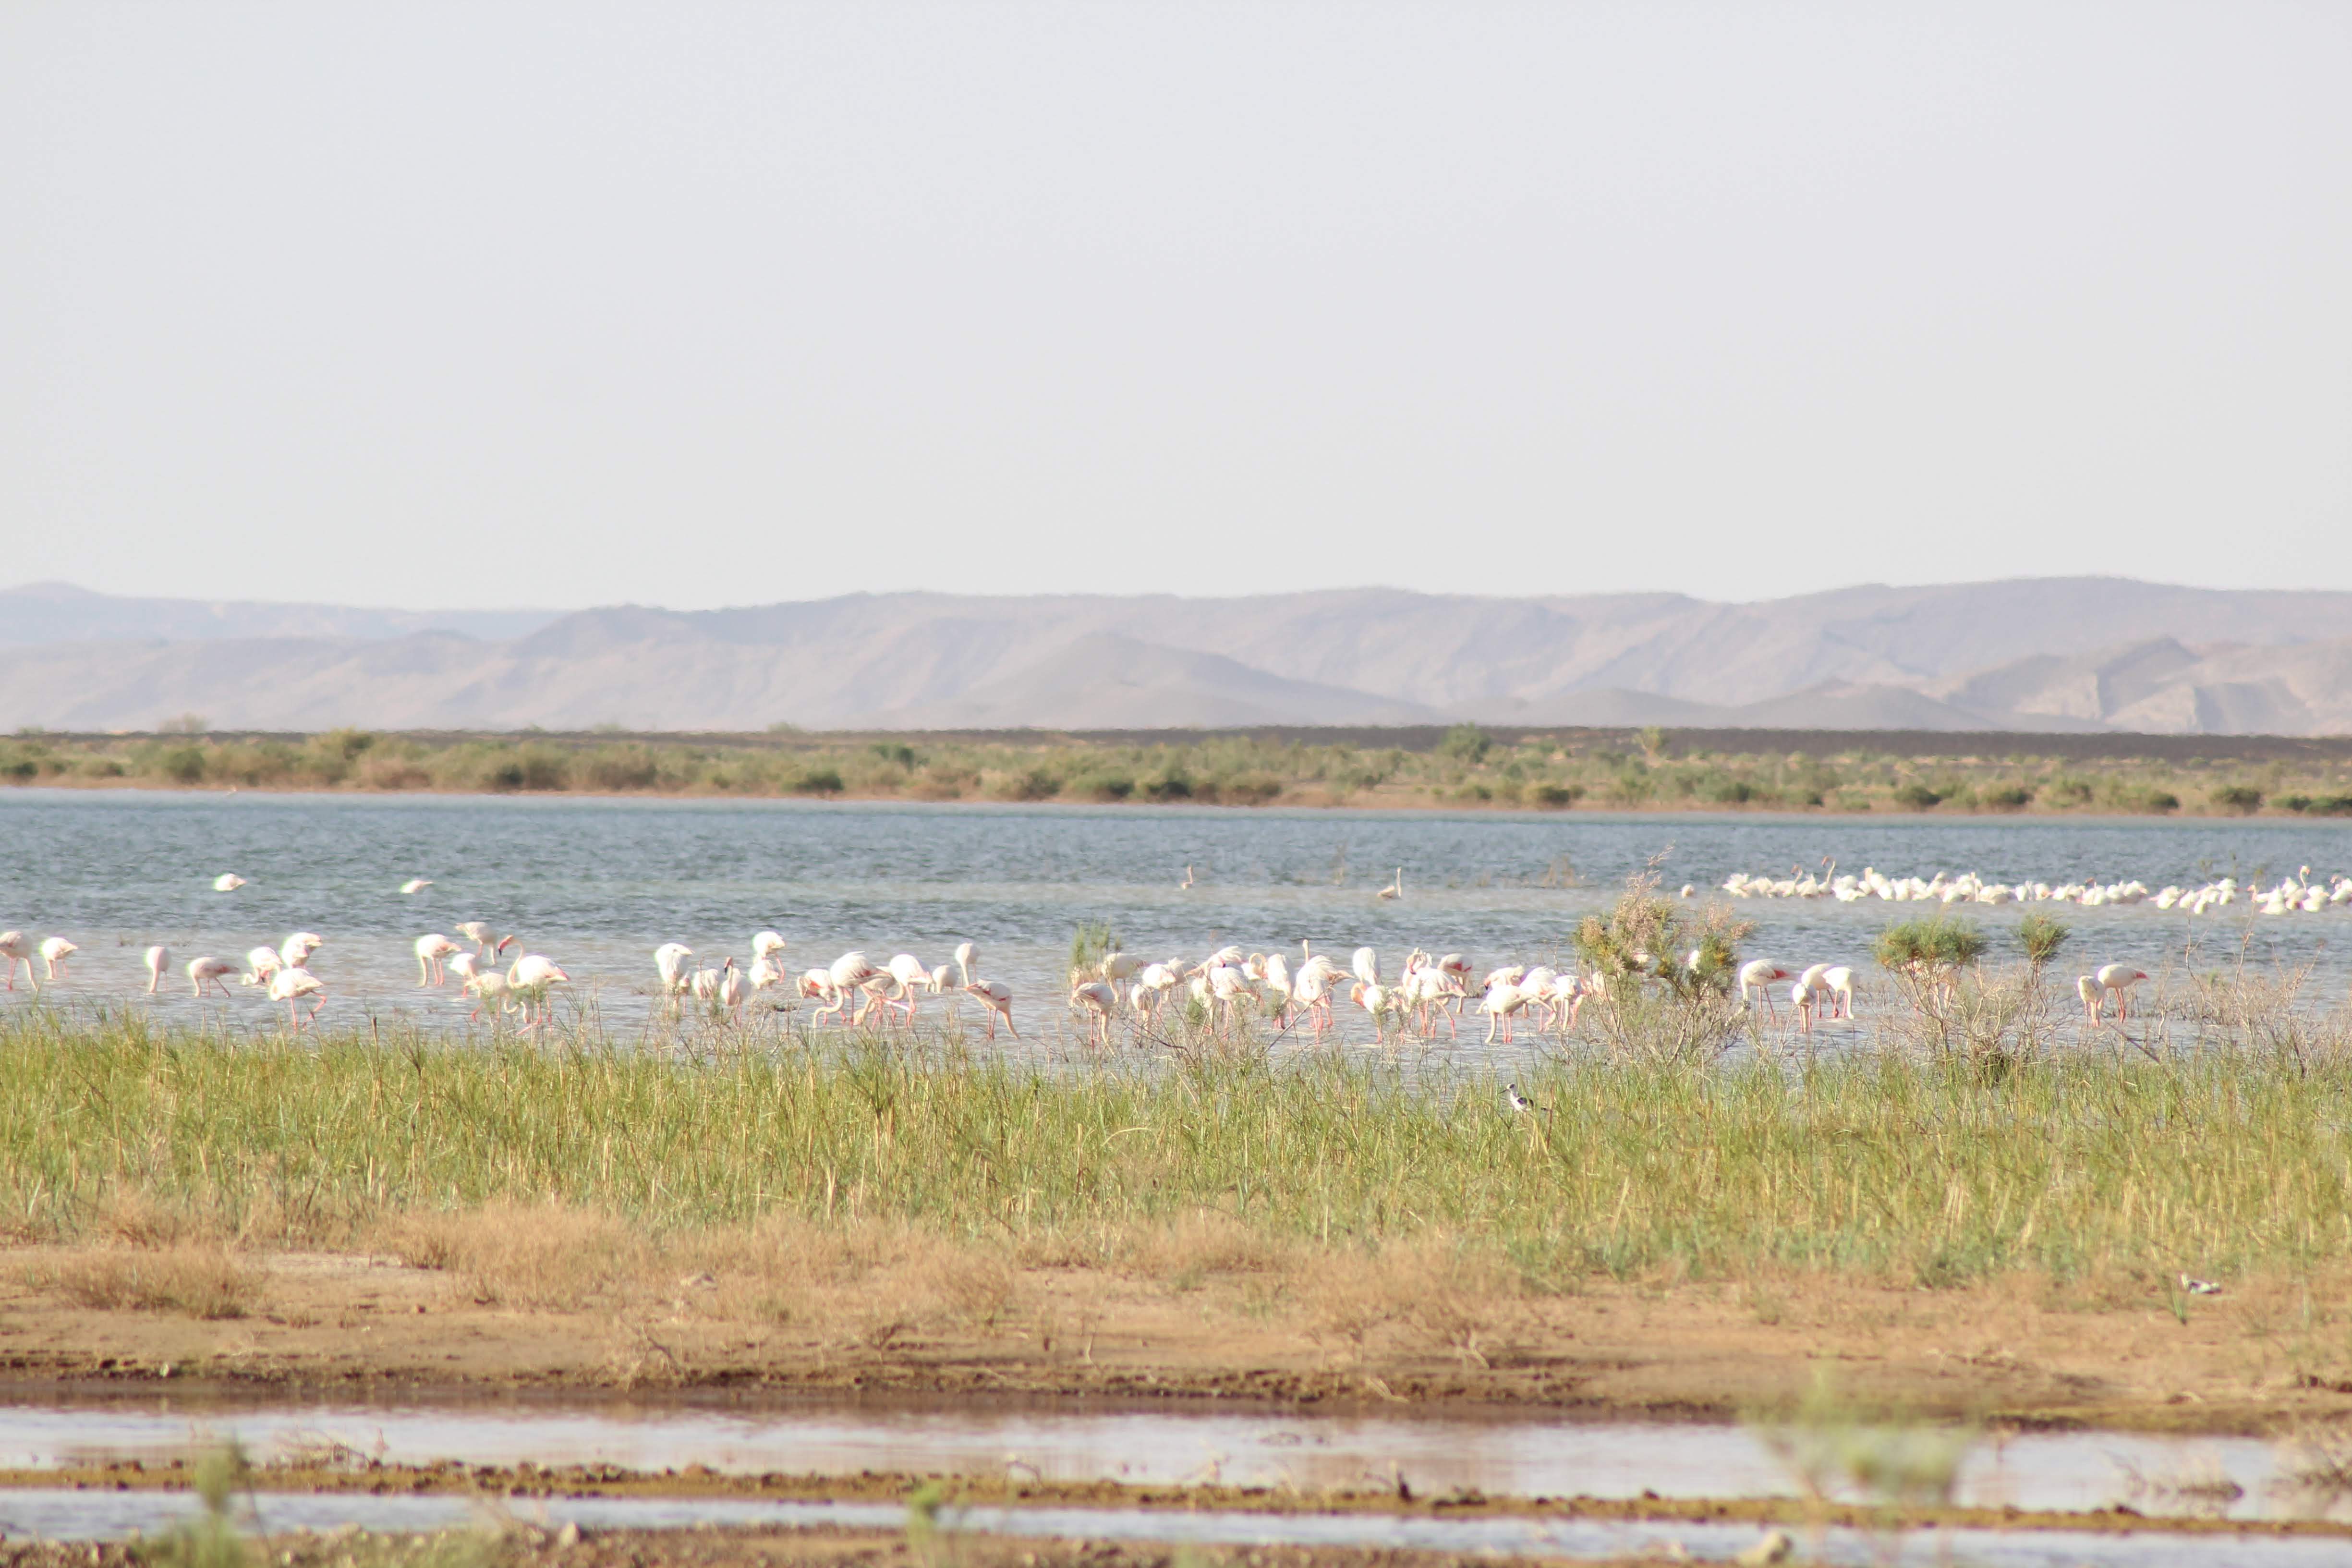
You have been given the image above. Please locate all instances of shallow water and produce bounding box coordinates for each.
[0,1395,2329,1524]
[2,789,2348,1059]
[0,1487,2346,1566]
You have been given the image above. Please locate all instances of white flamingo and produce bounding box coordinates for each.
[145,945,170,994]
[1377,868,1403,901]
[2094,964,2149,1022]
[39,936,76,980]
[213,874,246,892]
[1070,981,1116,1045]
[185,956,238,997]
[268,965,326,1028]
[1737,959,1791,1017]
[507,954,570,1029]
[414,934,462,986]
[964,978,1019,1039]
[655,942,695,997]
[0,932,29,990]
[280,931,324,968]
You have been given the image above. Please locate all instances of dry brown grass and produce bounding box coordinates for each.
[381,1203,655,1310]
[33,1243,257,1319]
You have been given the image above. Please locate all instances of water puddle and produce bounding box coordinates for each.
[0,1394,2332,1522]
[0,1489,2346,1567]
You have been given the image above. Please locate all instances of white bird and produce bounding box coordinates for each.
[1376,868,1403,901]
[267,965,325,1028]
[213,874,247,892]
[691,962,725,1002]
[280,931,324,968]
[2076,974,2103,1024]
[1352,946,1381,988]
[716,958,746,1018]
[964,978,1019,1039]
[184,956,238,997]
[1737,959,1791,1016]
[752,930,788,961]
[463,969,512,1022]
[655,942,695,997]
[1178,865,1196,890]
[506,954,570,1029]
[955,941,979,988]
[446,952,481,987]
[1819,965,1857,1021]
[241,946,282,986]
[0,931,29,990]
[2094,963,2149,1021]
[1479,980,1530,1043]
[400,878,433,895]
[144,945,170,994]
[1504,1082,1547,1116]
[38,936,76,980]
[414,934,462,986]
[748,953,787,994]
[1070,981,1117,1044]
[886,954,932,1021]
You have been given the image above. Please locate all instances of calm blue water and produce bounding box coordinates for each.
[1,788,2346,1057]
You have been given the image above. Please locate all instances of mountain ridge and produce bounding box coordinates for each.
[3,579,2348,735]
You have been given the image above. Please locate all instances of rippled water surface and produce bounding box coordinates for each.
[3,789,2347,1056]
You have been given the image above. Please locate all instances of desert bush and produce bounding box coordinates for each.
[1890,782,1941,811]
[1980,784,2033,810]
[2210,784,2264,814]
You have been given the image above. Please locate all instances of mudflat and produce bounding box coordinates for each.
[3,1247,2345,1434]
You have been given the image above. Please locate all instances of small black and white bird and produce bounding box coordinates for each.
[1504,1082,1548,1116]
[2179,1274,2223,1296]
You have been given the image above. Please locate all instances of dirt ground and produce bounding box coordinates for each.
[3,1246,2349,1435]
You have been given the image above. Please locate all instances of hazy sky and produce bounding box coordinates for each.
[4,2,2346,612]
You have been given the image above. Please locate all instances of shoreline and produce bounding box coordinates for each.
[3,1243,2345,1441]
[3,1458,2350,1542]
[2,776,2339,823]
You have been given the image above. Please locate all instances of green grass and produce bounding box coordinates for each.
[2,1009,2348,1288]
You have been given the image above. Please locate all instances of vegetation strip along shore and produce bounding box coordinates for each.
[9,724,2352,815]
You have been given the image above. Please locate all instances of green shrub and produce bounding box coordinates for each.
[2210,784,2263,814]
[1070,773,1135,802]
[1530,783,1582,809]
[2280,794,2314,813]
[2015,912,2069,966]
[158,746,207,786]
[1875,917,1986,973]
[1981,785,2033,811]
[2312,794,2352,817]
[1891,783,1942,811]
[1438,723,1492,763]
[2044,777,2094,807]
[792,766,846,796]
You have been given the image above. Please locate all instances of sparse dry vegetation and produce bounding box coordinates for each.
[7,725,2352,815]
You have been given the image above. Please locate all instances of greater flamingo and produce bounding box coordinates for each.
[0,932,29,990]
[268,965,325,1028]
[2094,964,2148,1021]
[39,936,76,980]
[185,956,238,997]
[415,934,462,986]
[213,874,246,892]
[1737,959,1791,1016]
[145,945,170,994]
[1070,982,1116,1044]
[507,954,570,1029]
[964,978,1019,1039]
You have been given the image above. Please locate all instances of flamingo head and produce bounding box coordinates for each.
[496,935,516,957]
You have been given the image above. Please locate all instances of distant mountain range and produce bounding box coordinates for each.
[4,578,2350,735]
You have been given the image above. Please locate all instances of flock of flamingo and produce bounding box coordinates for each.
[4,848,2253,1039]
[1720,863,2352,915]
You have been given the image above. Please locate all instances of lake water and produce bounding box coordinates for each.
[2,788,2347,1059]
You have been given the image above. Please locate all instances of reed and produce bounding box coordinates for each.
[1,1005,2347,1290]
